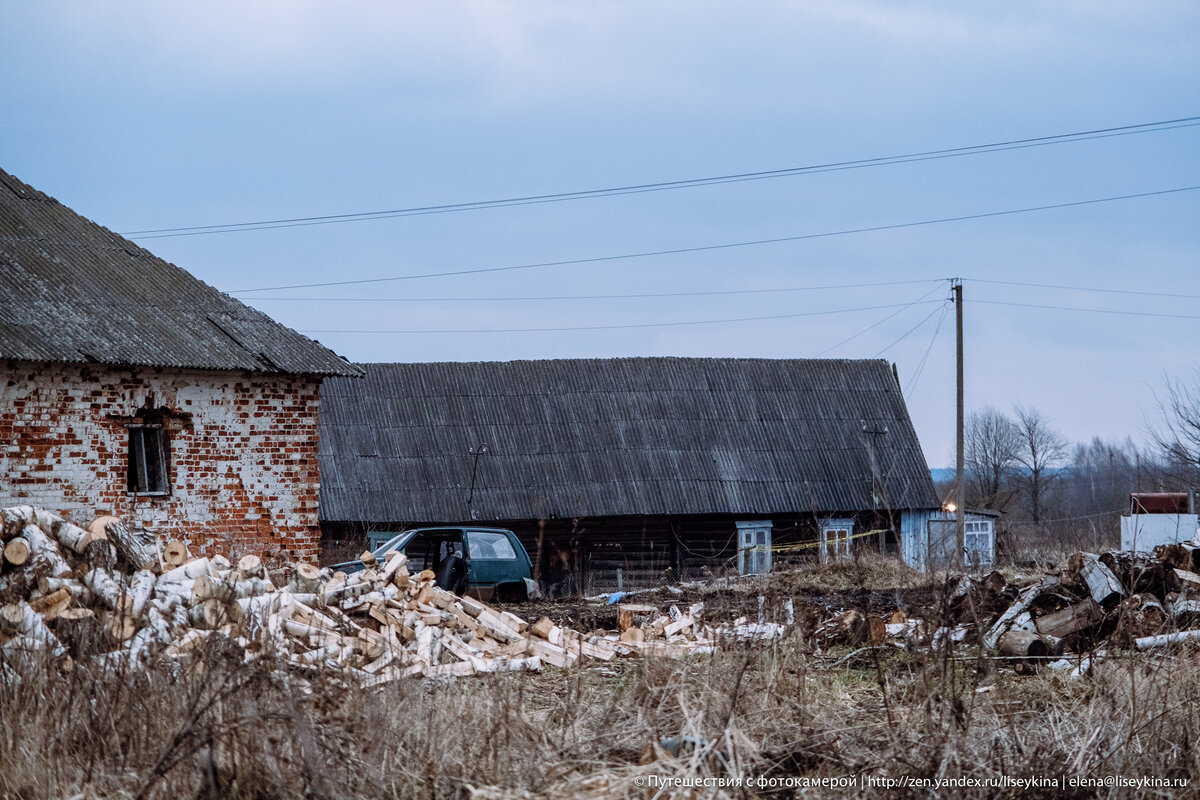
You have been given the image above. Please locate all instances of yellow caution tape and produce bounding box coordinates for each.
[738,528,889,553]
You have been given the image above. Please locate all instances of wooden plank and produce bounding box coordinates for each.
[525,637,574,668]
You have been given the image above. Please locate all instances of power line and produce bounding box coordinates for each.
[970,299,1200,320]
[232,185,1200,293]
[874,301,950,357]
[1004,508,1125,525]
[122,115,1200,239]
[903,303,952,398]
[242,278,947,303]
[966,277,1200,301]
[290,288,1200,337]
[814,284,948,356]
[298,299,947,334]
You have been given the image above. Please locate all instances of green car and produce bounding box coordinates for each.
[333,526,537,602]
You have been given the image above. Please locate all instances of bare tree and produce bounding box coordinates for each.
[1150,370,1200,490]
[1013,406,1068,522]
[965,407,1022,511]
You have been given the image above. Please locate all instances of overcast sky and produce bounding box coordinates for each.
[3,2,1198,466]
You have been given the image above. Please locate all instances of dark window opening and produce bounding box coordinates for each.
[128,422,170,495]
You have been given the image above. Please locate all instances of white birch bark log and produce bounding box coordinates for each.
[20,525,73,578]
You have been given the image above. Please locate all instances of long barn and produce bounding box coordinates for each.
[318,358,949,593]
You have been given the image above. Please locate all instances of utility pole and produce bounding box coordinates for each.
[862,420,889,554]
[954,279,965,569]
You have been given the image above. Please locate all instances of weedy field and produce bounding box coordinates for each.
[1,554,1198,799]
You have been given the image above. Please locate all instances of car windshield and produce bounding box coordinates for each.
[372,532,414,557]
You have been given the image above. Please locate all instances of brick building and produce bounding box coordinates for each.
[0,168,360,560]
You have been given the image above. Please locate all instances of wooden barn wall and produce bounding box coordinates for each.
[322,509,907,595]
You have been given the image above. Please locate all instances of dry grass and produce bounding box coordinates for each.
[770,550,946,593]
[3,572,1199,799]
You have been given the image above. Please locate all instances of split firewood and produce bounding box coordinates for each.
[29,587,73,620]
[0,503,873,682]
[664,615,694,637]
[619,626,646,643]
[453,594,483,617]
[377,552,407,581]
[413,583,435,606]
[525,636,574,667]
[530,619,564,645]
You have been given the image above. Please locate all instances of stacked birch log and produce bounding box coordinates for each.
[0,506,734,682]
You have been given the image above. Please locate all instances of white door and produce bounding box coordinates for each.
[736,521,772,575]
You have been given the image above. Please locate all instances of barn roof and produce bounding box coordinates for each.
[318,358,940,524]
[0,168,359,376]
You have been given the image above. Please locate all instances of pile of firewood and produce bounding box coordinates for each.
[957,541,1200,664]
[0,506,735,683]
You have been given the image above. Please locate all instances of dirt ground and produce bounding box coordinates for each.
[500,558,946,634]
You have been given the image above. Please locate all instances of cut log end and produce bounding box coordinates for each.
[162,541,190,567]
[3,537,30,566]
[237,554,264,578]
[998,630,1051,660]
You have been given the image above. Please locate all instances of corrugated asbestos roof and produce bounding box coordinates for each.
[318,358,940,523]
[0,168,360,375]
